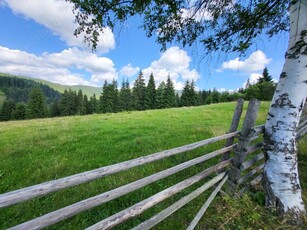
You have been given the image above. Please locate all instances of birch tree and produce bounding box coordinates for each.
[67,0,306,218]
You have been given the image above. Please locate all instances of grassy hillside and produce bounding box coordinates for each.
[0,72,101,97]
[0,102,305,229]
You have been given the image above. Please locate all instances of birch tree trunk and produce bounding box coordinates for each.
[263,0,307,218]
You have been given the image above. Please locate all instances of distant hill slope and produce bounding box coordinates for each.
[0,73,102,97]
[0,74,61,104]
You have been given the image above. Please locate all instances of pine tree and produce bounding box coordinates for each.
[259,67,273,83]
[119,79,132,111]
[189,80,198,106]
[50,100,61,117]
[132,71,146,111]
[0,100,16,121]
[11,103,26,120]
[146,73,156,110]
[156,81,166,109]
[60,89,78,116]
[76,90,83,115]
[164,75,176,108]
[100,80,118,113]
[89,93,98,114]
[27,87,46,119]
[180,80,191,107]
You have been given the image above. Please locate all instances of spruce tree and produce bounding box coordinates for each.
[132,71,146,111]
[27,87,46,119]
[146,73,156,110]
[259,67,273,83]
[189,80,198,106]
[50,100,61,117]
[180,81,190,107]
[76,90,83,114]
[12,103,27,120]
[119,79,132,111]
[0,100,16,121]
[156,81,166,109]
[164,75,176,108]
[89,94,98,114]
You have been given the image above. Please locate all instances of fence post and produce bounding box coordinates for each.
[220,98,244,162]
[228,99,260,189]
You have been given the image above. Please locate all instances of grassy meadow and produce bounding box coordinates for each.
[0,101,306,229]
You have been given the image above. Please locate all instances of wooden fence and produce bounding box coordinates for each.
[0,99,305,230]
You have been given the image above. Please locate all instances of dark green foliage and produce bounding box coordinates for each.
[164,76,176,108]
[0,75,61,104]
[27,87,46,119]
[60,89,78,116]
[132,71,147,111]
[69,0,289,53]
[146,73,156,109]
[12,103,27,120]
[245,68,276,101]
[0,100,16,121]
[118,79,132,111]
[180,80,197,107]
[156,81,167,109]
[245,82,276,101]
[50,101,61,117]
[89,94,99,114]
[259,67,273,83]
[100,80,119,113]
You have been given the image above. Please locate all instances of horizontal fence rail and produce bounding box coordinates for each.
[297,115,307,138]
[85,168,230,230]
[2,99,278,230]
[131,173,228,230]
[0,131,239,208]
[8,148,235,230]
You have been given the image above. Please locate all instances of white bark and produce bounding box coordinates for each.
[263,0,307,216]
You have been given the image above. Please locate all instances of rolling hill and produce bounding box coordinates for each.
[0,73,102,97]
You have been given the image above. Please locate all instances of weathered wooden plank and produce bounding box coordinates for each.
[131,173,226,230]
[186,174,228,230]
[0,131,239,208]
[246,142,263,155]
[221,99,244,161]
[85,161,232,230]
[250,174,263,186]
[229,99,261,183]
[8,158,233,230]
[250,125,265,137]
[237,163,264,185]
[240,153,264,171]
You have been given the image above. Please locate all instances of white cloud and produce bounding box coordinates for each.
[3,0,115,53]
[142,46,200,90]
[120,64,140,77]
[0,46,117,85]
[221,50,271,73]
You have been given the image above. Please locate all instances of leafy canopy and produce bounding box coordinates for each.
[68,0,289,53]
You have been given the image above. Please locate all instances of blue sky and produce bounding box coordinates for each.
[0,0,289,91]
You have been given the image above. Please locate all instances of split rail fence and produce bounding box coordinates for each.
[0,99,305,230]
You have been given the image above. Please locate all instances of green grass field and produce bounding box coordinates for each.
[0,102,306,229]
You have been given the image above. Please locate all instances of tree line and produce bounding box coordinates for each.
[0,68,275,121]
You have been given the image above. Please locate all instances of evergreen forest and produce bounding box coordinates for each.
[0,68,276,121]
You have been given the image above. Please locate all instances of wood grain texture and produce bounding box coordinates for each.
[187,174,228,230]
[0,131,239,208]
[8,149,235,230]
[131,173,226,230]
[85,161,232,230]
